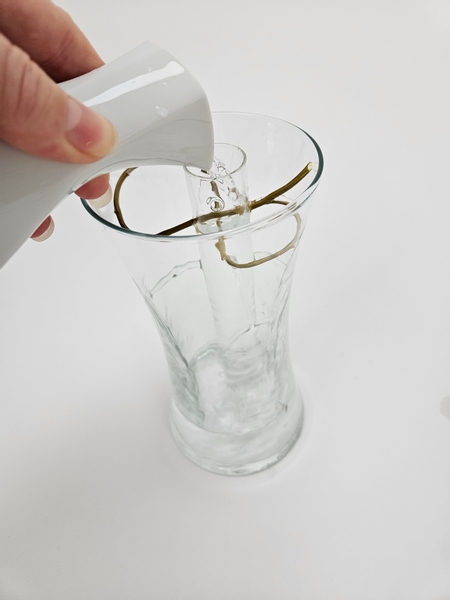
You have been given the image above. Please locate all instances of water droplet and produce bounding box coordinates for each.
[155,105,169,118]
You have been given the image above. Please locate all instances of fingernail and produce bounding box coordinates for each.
[32,216,55,242]
[88,185,112,208]
[66,97,117,158]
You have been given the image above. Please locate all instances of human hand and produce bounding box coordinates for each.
[0,0,117,240]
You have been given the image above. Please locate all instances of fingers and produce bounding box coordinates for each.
[31,216,54,242]
[75,174,110,199]
[0,0,117,161]
[0,0,103,81]
[30,176,113,242]
[86,185,113,209]
[0,34,117,163]
[0,0,118,244]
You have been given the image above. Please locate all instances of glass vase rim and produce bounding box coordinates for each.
[81,111,324,243]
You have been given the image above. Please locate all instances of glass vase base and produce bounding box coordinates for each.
[170,389,304,476]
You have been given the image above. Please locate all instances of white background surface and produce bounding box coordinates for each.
[1,1,450,598]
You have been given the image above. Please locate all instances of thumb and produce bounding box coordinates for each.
[0,34,117,163]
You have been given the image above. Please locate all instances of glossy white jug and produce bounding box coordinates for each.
[0,41,214,268]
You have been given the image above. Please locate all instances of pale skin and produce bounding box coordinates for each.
[0,0,117,240]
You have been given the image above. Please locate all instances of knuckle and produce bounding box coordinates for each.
[0,34,60,152]
[35,8,100,83]
[0,37,40,135]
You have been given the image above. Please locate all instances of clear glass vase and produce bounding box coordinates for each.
[82,112,324,475]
